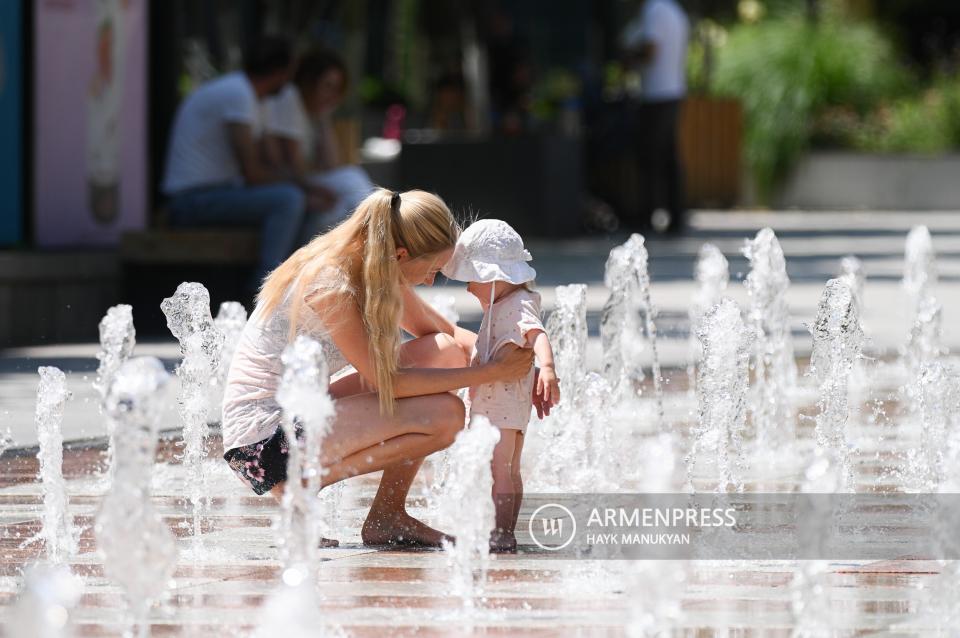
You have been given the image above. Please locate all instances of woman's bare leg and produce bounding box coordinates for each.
[359,332,468,546]
[272,331,468,546]
[360,457,454,546]
[270,390,463,489]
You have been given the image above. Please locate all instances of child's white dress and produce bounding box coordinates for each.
[466,288,545,433]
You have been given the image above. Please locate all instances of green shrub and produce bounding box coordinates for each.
[712,17,907,200]
[846,75,960,153]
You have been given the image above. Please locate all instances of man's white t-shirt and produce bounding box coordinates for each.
[162,71,263,194]
[621,0,690,102]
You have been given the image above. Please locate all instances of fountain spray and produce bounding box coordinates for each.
[95,357,178,637]
[809,279,864,492]
[32,367,76,564]
[688,244,730,397]
[160,282,224,553]
[687,298,750,493]
[438,415,500,613]
[600,234,664,428]
[743,227,797,451]
[275,336,335,581]
[93,304,135,482]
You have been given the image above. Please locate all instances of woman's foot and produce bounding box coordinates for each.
[489,528,517,553]
[361,510,453,548]
[319,537,340,548]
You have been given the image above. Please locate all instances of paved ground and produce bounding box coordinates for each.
[0,372,954,635]
[3,210,959,447]
[2,210,960,635]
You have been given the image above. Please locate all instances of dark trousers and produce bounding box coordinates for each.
[632,98,686,232]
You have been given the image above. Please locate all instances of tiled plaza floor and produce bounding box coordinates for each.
[1,400,957,637]
[3,211,960,635]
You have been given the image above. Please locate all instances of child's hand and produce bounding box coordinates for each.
[536,365,560,411]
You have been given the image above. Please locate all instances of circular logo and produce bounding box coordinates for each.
[528,503,577,551]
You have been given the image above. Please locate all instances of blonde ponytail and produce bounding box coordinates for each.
[362,190,404,416]
[257,186,460,418]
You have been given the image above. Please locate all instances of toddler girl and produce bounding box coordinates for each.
[442,219,560,552]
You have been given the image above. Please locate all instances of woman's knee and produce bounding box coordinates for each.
[431,332,469,368]
[428,393,465,445]
[400,332,470,370]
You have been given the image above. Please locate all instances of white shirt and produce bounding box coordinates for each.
[162,72,263,194]
[465,288,544,432]
[621,0,689,101]
[264,84,314,161]
[220,265,353,451]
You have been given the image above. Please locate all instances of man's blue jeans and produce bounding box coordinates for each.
[167,183,306,287]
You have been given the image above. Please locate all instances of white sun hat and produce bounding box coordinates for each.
[441,219,537,284]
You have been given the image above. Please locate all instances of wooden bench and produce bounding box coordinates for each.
[119,227,261,336]
[120,228,259,265]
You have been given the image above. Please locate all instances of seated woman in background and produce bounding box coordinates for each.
[264,46,375,244]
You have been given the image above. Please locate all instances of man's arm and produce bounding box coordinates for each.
[624,41,656,65]
[227,122,281,185]
[621,5,659,65]
[259,132,335,210]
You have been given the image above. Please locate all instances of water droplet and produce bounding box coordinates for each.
[282,566,306,586]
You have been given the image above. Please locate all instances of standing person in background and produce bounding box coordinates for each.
[263,47,375,245]
[162,36,324,293]
[621,0,690,234]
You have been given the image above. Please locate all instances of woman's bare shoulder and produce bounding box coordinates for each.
[308,262,357,296]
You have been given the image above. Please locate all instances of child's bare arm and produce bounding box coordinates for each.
[528,330,555,369]
[527,330,560,408]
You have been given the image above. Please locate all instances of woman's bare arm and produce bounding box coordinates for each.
[314,290,530,398]
[277,135,312,181]
[399,284,477,359]
[314,114,340,171]
[399,284,455,337]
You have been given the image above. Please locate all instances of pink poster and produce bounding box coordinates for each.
[34,0,147,247]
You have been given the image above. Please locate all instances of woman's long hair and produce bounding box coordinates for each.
[257,188,460,416]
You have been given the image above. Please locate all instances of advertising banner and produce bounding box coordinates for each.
[34,0,147,247]
[0,0,24,246]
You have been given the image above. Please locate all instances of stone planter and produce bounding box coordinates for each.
[777,152,960,210]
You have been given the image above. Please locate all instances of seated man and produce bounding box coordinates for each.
[161,36,323,288]
[262,46,374,245]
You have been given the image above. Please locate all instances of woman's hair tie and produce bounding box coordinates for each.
[390,191,402,217]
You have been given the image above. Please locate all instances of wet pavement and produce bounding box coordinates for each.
[2,210,960,635]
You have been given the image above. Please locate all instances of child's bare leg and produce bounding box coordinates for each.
[509,432,525,532]
[490,429,520,552]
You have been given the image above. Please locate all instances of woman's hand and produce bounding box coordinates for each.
[490,345,534,381]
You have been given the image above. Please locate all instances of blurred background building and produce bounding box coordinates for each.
[4,0,960,344]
